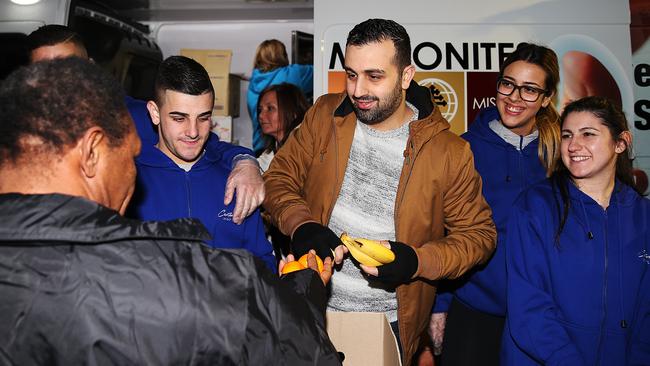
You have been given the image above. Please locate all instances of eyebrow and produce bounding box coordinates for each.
[168,111,212,118]
[343,66,386,75]
[562,126,601,133]
[501,75,544,88]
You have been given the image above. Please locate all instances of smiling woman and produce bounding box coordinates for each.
[502,96,650,366]
[432,43,561,366]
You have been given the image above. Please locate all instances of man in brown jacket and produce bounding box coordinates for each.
[264,18,496,365]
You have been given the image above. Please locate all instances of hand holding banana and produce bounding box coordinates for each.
[339,233,395,266]
[340,233,418,285]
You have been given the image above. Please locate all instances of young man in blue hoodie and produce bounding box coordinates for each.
[129,55,276,272]
[27,25,266,226]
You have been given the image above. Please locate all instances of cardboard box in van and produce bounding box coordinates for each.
[326,311,401,366]
[180,49,240,117]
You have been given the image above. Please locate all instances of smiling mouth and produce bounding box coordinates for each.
[505,104,525,113]
[570,156,590,162]
[355,100,376,110]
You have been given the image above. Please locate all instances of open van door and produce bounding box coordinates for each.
[0,0,162,100]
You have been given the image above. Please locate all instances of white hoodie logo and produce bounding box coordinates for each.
[218,209,233,222]
[639,249,650,264]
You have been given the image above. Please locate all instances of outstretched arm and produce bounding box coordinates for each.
[245,255,340,365]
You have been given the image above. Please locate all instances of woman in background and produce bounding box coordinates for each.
[504,96,649,365]
[430,43,561,366]
[256,83,309,172]
[257,83,309,261]
[247,39,312,156]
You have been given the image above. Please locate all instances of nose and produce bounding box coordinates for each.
[508,86,523,102]
[186,120,199,139]
[567,136,581,152]
[351,77,368,99]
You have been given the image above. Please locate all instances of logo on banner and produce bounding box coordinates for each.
[414,72,466,135]
[417,78,458,122]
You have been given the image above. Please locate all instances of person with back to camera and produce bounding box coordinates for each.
[0,57,340,365]
[263,18,496,365]
[503,96,650,365]
[247,39,313,156]
[256,82,310,173]
[429,43,561,365]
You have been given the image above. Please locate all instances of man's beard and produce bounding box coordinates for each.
[352,78,403,125]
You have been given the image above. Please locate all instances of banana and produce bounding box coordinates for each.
[340,233,395,266]
[354,237,396,264]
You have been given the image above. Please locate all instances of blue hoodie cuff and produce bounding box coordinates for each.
[546,343,586,366]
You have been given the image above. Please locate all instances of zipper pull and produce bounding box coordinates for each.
[620,320,627,328]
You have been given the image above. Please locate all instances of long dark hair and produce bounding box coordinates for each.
[258,83,309,153]
[551,96,639,243]
[500,42,561,176]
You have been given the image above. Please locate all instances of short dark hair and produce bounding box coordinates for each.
[0,57,130,164]
[27,24,87,54]
[346,19,411,71]
[258,83,310,152]
[154,56,214,106]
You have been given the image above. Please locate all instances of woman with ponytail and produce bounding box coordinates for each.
[430,43,562,365]
[503,96,649,365]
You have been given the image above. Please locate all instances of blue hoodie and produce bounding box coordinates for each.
[503,179,650,366]
[129,135,276,272]
[433,106,547,315]
[247,64,313,153]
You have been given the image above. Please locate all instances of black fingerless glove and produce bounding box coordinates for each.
[375,241,418,285]
[292,222,342,260]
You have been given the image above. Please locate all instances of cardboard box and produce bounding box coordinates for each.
[180,49,240,117]
[211,115,232,143]
[326,312,401,366]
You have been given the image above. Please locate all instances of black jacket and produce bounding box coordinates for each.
[0,194,340,365]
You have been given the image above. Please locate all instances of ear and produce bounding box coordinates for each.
[147,101,161,126]
[615,131,632,154]
[79,127,106,179]
[401,64,416,90]
[541,91,554,108]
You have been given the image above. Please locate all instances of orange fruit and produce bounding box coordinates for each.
[298,253,324,273]
[280,260,307,275]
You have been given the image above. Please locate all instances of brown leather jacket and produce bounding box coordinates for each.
[264,81,496,365]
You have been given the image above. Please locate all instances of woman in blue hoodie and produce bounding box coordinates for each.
[247,39,313,155]
[504,96,649,365]
[431,43,561,365]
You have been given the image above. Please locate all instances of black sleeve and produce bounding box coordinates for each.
[243,256,341,365]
